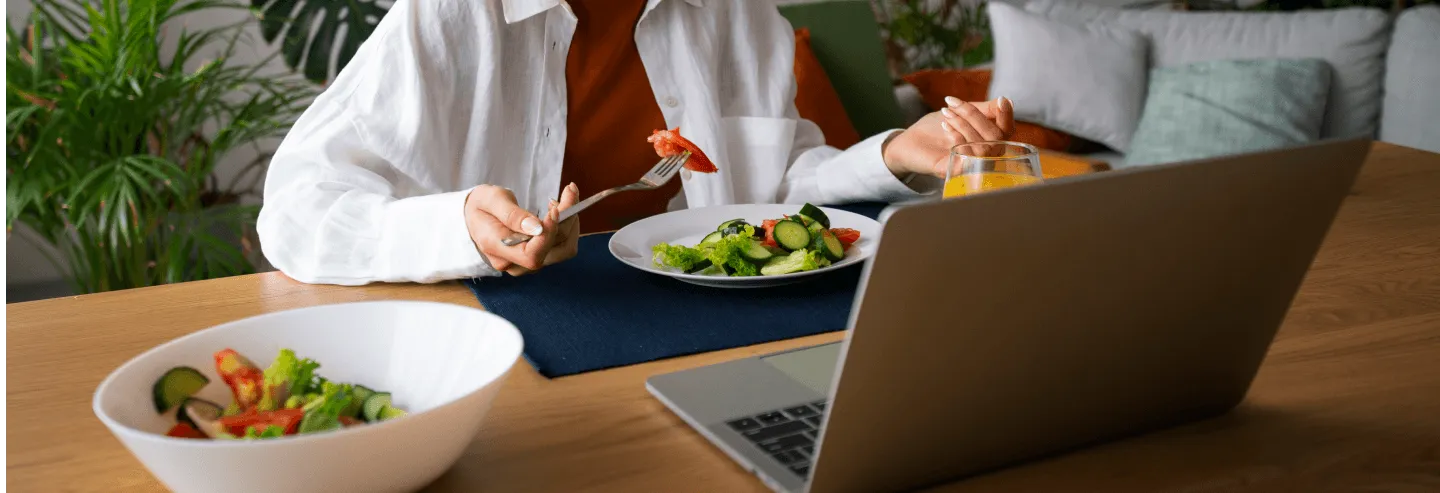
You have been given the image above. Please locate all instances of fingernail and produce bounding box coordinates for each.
[940,121,953,133]
[941,107,956,118]
[567,182,578,193]
[1001,96,1013,111]
[522,217,543,236]
[944,96,962,107]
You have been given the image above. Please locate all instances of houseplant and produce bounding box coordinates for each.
[871,0,994,78]
[6,0,315,293]
[250,0,387,83]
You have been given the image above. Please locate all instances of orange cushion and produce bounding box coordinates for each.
[794,28,862,149]
[902,69,1074,152]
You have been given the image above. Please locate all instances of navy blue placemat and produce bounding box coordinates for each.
[464,203,884,378]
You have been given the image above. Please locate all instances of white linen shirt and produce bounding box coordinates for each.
[258,0,920,285]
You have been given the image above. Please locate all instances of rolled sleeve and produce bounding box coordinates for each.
[376,189,496,282]
[814,130,927,203]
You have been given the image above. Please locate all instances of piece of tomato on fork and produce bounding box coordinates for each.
[647,127,718,173]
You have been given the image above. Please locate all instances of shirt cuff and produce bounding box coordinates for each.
[377,188,498,282]
[825,130,934,203]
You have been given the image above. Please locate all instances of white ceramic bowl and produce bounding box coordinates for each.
[93,301,523,493]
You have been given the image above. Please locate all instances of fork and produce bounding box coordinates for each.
[501,151,691,246]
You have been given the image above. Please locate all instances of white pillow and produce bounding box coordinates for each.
[1025,0,1390,139]
[987,1,1149,152]
[1381,5,1440,153]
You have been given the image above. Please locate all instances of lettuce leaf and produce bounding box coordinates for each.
[297,381,354,434]
[760,249,829,276]
[705,228,760,277]
[258,349,322,411]
[653,225,769,277]
[652,243,707,271]
[242,425,286,439]
[805,249,831,270]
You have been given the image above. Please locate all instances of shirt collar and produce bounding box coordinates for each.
[501,0,702,24]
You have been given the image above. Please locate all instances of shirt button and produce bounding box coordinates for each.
[551,41,558,50]
[665,97,680,108]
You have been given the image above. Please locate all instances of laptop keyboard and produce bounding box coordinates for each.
[725,400,827,478]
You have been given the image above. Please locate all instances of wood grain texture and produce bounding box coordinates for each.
[8,142,1440,492]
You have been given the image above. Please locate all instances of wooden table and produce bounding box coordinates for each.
[9,142,1440,492]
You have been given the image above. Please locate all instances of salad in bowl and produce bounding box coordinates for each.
[154,348,405,440]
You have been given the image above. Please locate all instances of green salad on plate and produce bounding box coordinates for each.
[651,203,862,277]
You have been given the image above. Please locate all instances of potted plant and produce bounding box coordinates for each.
[6,0,315,293]
[871,0,994,78]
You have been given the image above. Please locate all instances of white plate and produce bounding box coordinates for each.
[609,204,881,288]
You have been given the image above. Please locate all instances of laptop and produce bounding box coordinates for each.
[645,138,1371,493]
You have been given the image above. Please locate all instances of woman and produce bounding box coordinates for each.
[258,0,1014,284]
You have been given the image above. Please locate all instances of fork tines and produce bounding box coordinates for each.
[654,151,690,178]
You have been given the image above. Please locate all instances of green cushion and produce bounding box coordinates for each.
[779,1,906,138]
[1124,59,1332,168]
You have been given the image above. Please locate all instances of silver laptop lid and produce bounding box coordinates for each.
[808,139,1370,493]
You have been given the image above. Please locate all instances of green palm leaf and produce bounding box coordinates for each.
[252,0,388,83]
[8,0,315,293]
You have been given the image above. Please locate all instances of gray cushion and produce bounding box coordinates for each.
[1026,0,1390,140]
[1124,59,1331,168]
[987,1,1150,152]
[1381,5,1440,154]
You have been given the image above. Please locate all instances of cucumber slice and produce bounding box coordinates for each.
[177,398,224,431]
[377,405,407,421]
[740,240,775,262]
[799,204,831,228]
[772,219,812,251]
[343,385,376,418]
[761,250,809,276]
[362,392,393,422]
[716,218,748,232]
[699,231,724,246]
[805,218,824,234]
[153,367,210,413]
[720,224,750,237]
[352,385,376,403]
[813,229,845,261]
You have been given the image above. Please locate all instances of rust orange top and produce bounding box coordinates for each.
[562,0,678,234]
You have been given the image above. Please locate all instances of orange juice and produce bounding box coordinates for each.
[943,171,1042,198]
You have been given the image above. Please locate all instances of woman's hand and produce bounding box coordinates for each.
[538,183,581,273]
[881,96,1016,179]
[464,183,581,276]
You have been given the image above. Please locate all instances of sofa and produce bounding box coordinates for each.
[785,1,1439,167]
[944,2,1440,164]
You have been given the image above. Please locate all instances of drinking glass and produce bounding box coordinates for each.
[944,141,1044,199]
